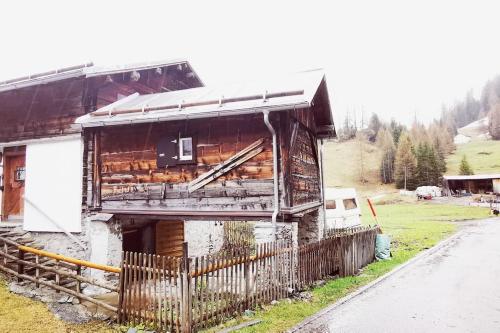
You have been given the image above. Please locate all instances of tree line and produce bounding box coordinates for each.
[338,112,456,190]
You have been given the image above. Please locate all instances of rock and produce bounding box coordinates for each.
[270,300,279,305]
[58,296,71,304]
[72,297,80,305]
[292,291,313,302]
[47,303,92,324]
[127,328,138,333]
[314,280,326,287]
[244,309,255,317]
[287,287,295,294]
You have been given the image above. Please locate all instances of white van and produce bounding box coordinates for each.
[324,188,362,229]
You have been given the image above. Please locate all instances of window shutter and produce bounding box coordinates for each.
[157,136,178,168]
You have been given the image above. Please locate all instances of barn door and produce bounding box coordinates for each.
[155,221,185,257]
[2,149,26,221]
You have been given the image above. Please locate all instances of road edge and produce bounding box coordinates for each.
[287,227,468,332]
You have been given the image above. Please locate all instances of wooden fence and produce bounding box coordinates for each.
[0,234,120,312]
[118,225,380,332]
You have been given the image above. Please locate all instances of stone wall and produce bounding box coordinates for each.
[298,209,321,245]
[255,221,298,246]
[184,220,224,257]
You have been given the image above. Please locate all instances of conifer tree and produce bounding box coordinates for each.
[415,143,442,186]
[377,128,396,183]
[459,155,474,175]
[394,132,417,190]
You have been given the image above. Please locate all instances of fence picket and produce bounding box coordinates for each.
[116,226,380,332]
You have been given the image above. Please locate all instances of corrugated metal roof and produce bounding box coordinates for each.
[75,70,330,128]
[0,59,199,93]
[444,174,500,181]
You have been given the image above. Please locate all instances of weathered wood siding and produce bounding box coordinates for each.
[0,79,87,142]
[279,109,321,208]
[289,125,320,206]
[0,65,200,143]
[99,114,275,212]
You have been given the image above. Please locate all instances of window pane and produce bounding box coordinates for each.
[343,198,357,210]
[179,137,193,160]
[182,138,192,156]
[325,200,336,209]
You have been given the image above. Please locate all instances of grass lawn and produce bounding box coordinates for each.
[0,279,115,333]
[446,139,500,174]
[206,202,489,333]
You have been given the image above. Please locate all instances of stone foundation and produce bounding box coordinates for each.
[298,210,321,245]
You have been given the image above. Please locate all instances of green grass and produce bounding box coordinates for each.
[446,139,500,174]
[206,202,489,333]
[0,279,115,333]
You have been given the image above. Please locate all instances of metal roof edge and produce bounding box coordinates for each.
[75,101,311,128]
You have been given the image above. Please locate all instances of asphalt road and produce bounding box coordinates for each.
[293,218,500,333]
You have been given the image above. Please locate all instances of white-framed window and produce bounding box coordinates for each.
[179,137,193,161]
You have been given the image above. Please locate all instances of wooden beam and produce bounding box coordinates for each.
[188,147,264,193]
[188,139,265,192]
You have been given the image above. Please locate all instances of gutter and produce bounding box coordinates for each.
[76,102,311,128]
[263,110,279,238]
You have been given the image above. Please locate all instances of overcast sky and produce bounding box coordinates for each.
[1,0,499,126]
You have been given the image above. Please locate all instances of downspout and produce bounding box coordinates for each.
[263,111,279,237]
[319,139,327,235]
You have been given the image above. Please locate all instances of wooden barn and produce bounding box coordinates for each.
[76,69,335,258]
[0,60,203,268]
[0,61,335,276]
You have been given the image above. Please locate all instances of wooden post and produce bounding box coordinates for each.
[76,265,82,295]
[35,254,40,288]
[3,243,7,266]
[182,242,192,333]
[92,130,102,209]
[244,248,250,310]
[55,259,60,293]
[17,249,24,283]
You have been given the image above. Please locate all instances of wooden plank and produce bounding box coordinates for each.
[189,146,265,193]
[188,138,264,189]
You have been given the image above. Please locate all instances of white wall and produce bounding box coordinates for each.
[184,220,224,257]
[24,137,83,232]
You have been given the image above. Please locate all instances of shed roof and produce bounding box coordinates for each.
[0,59,202,93]
[443,174,500,181]
[74,69,335,136]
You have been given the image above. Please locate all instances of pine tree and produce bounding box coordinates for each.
[394,132,417,190]
[389,119,405,145]
[367,113,382,142]
[415,143,442,186]
[490,103,500,140]
[377,128,396,183]
[459,155,474,175]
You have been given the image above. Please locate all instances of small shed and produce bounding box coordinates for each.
[443,174,500,195]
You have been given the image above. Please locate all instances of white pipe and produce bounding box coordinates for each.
[319,139,327,235]
[263,111,279,238]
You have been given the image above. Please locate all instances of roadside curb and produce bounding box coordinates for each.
[287,228,468,332]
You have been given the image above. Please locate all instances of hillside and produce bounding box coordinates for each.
[323,139,389,194]
[446,138,500,175]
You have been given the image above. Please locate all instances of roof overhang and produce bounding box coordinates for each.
[0,59,203,93]
[75,70,335,137]
[443,174,500,181]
